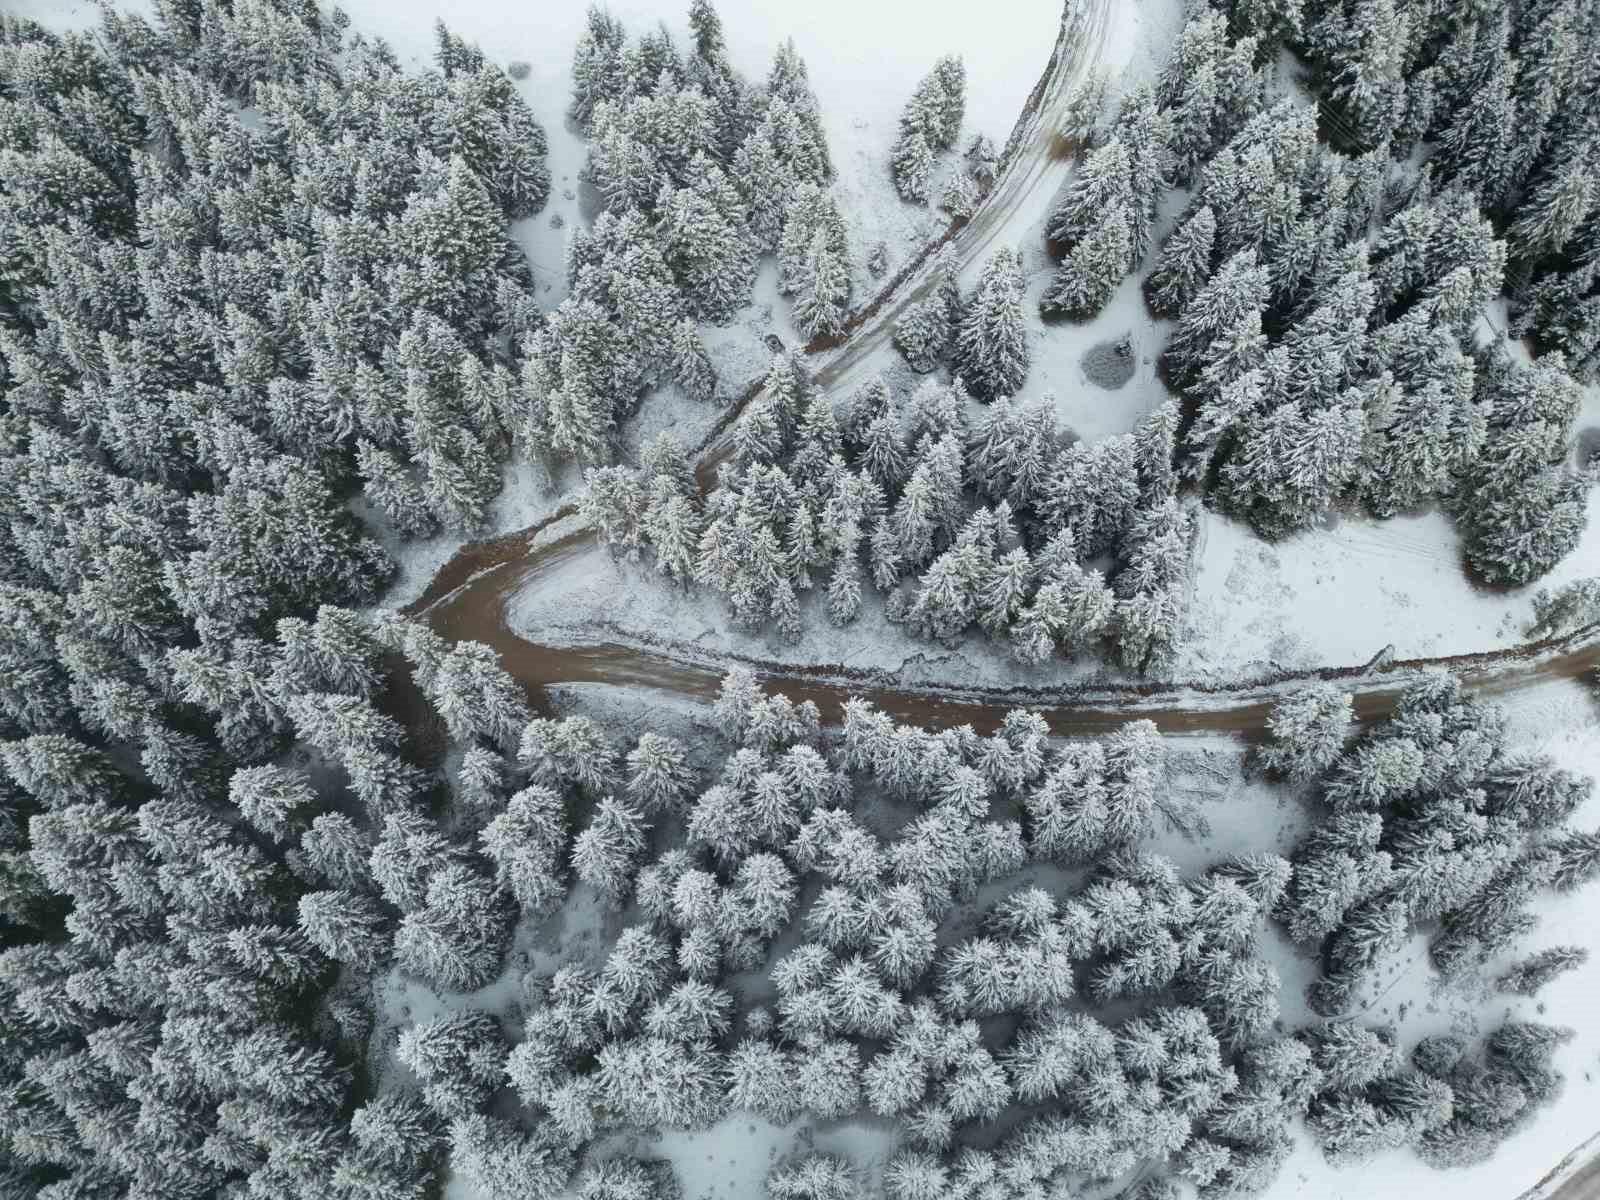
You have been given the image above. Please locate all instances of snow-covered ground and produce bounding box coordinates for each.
[7,0,142,30]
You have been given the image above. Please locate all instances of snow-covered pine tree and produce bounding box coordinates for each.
[1505,157,1594,277]
[1456,354,1587,586]
[893,245,962,373]
[1047,139,1132,251]
[450,1113,574,1200]
[480,785,569,914]
[891,127,936,204]
[939,170,977,220]
[671,319,717,403]
[1040,204,1133,320]
[1497,946,1588,997]
[357,439,440,538]
[768,1153,860,1200]
[1528,578,1600,638]
[955,247,1029,400]
[930,56,966,150]
[891,56,966,203]
[1111,87,1170,268]
[1547,830,1600,892]
[654,158,758,323]
[570,6,628,128]
[298,888,391,971]
[793,229,850,340]
[572,795,649,907]
[1113,498,1193,672]
[1256,685,1354,783]
[1165,249,1271,389]
[625,732,696,814]
[777,183,849,297]
[393,862,513,991]
[1217,397,1366,536]
[1146,205,1216,318]
[965,132,998,188]
[230,764,318,843]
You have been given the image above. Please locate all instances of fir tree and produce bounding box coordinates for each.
[939,170,977,219]
[891,128,936,204]
[1147,205,1216,318]
[671,319,717,403]
[1041,205,1133,319]
[767,1153,860,1200]
[893,246,961,373]
[297,889,390,972]
[955,247,1029,399]
[450,1114,574,1200]
[793,230,850,340]
[571,796,648,907]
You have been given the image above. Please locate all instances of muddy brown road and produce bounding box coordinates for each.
[403,511,1600,738]
[396,0,1599,741]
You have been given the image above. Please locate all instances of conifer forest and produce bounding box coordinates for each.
[2,0,1600,1199]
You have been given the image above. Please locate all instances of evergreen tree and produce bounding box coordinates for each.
[625,733,696,814]
[297,889,390,972]
[571,796,648,907]
[893,245,962,373]
[671,319,717,403]
[891,128,935,204]
[577,1157,680,1200]
[939,170,977,219]
[449,1114,574,1200]
[1041,205,1133,319]
[793,229,850,340]
[393,863,513,991]
[480,786,569,913]
[1147,206,1216,318]
[777,184,848,297]
[1256,686,1354,783]
[1114,498,1193,672]
[1497,946,1588,997]
[767,1153,860,1200]
[955,248,1029,399]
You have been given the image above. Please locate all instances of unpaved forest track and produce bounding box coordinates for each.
[404,508,1600,738]
[398,0,1599,741]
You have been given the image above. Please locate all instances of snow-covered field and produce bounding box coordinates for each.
[1185,490,1600,681]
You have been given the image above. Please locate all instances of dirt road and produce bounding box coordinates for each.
[403,506,1599,738]
[694,0,1115,482]
[1519,1133,1600,1200]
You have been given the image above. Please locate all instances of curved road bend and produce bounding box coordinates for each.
[402,507,1600,738]
[395,0,1598,742]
